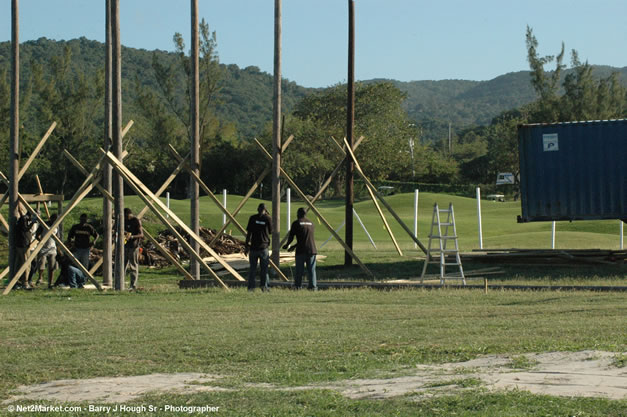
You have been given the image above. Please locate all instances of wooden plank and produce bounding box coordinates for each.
[17,122,57,179]
[35,175,50,219]
[253,139,375,279]
[17,194,65,203]
[169,146,289,282]
[102,150,238,287]
[343,137,428,254]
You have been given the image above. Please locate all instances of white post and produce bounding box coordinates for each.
[476,187,483,249]
[222,189,227,225]
[551,221,556,249]
[286,187,291,231]
[619,221,623,250]
[414,189,419,248]
[166,192,170,218]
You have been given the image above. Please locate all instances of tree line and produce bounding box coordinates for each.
[0,26,625,200]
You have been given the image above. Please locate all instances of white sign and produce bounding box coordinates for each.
[496,172,515,185]
[543,133,559,151]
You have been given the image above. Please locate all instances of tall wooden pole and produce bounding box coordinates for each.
[190,0,200,280]
[111,0,125,290]
[102,0,113,287]
[271,0,282,268]
[344,0,356,266]
[8,0,19,279]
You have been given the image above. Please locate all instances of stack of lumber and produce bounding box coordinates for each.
[462,249,626,266]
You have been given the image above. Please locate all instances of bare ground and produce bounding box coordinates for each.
[4,351,625,404]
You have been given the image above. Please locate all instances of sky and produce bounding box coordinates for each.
[1,0,626,88]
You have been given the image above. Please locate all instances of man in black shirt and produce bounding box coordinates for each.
[12,205,33,289]
[67,213,99,269]
[245,203,272,291]
[124,208,143,290]
[283,207,317,290]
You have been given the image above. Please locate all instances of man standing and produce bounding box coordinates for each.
[67,213,99,269]
[124,208,143,290]
[283,207,317,290]
[245,203,272,292]
[12,204,33,289]
[36,214,59,288]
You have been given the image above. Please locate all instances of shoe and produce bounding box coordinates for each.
[262,287,271,293]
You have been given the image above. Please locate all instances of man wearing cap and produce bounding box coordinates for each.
[245,203,272,292]
[283,207,317,290]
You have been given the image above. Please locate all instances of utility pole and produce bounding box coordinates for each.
[271,0,282,268]
[190,0,200,280]
[344,0,356,267]
[102,0,113,287]
[8,0,19,280]
[111,0,125,290]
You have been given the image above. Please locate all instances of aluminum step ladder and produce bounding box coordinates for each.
[420,202,465,285]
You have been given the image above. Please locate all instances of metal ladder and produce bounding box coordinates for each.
[420,202,465,285]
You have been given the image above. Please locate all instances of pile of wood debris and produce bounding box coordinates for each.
[141,227,246,267]
[90,227,246,269]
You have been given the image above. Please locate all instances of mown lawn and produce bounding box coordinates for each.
[1,192,625,415]
[0,285,625,416]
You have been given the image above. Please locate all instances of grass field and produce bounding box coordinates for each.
[0,192,625,416]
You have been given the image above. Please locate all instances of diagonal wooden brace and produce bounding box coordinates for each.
[208,135,295,247]
[253,139,375,279]
[168,146,289,282]
[337,137,402,256]
[102,150,243,287]
[64,150,196,282]
[279,135,365,247]
[343,137,428,254]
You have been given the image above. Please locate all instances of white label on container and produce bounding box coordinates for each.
[543,133,559,151]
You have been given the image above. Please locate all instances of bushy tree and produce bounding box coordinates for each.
[281,82,415,194]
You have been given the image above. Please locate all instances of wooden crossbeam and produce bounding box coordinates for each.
[102,150,241,288]
[168,146,289,282]
[65,150,196,282]
[343,137,428,254]
[253,139,374,278]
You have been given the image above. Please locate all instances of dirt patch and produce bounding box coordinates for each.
[3,373,224,404]
[325,350,626,400]
[3,351,625,404]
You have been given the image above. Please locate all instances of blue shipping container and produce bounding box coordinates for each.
[518,119,626,222]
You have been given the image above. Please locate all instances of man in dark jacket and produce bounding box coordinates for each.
[124,208,143,290]
[245,203,272,291]
[13,206,33,289]
[283,207,317,290]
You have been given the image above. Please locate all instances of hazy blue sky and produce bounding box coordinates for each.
[2,0,626,88]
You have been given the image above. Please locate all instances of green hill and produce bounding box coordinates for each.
[2,37,626,142]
